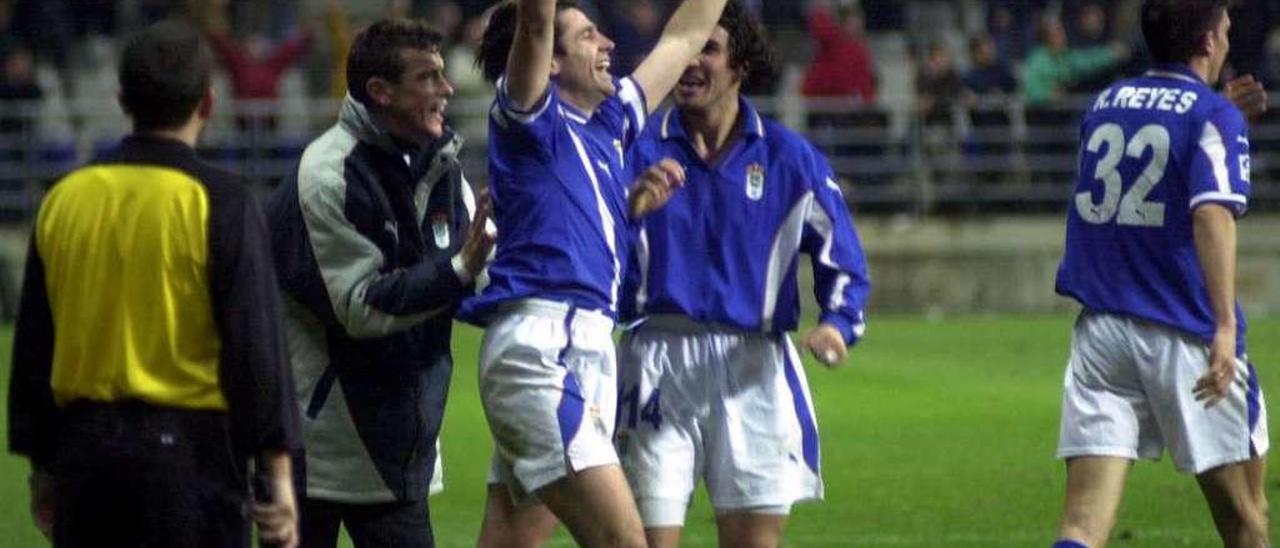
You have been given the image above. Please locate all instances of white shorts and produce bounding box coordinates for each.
[615,317,823,527]
[479,299,620,499]
[1057,312,1269,474]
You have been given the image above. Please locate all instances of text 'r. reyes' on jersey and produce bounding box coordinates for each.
[1056,63,1251,356]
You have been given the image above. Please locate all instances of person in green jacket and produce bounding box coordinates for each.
[1023,17,1128,106]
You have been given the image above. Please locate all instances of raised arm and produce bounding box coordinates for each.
[505,0,557,111]
[631,0,730,112]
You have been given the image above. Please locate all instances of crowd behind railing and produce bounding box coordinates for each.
[2,0,1280,219]
[3,92,1280,222]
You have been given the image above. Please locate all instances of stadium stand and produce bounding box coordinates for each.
[0,0,1276,221]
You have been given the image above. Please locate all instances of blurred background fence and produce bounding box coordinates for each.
[4,93,1280,219]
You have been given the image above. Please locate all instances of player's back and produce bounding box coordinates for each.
[1056,64,1251,352]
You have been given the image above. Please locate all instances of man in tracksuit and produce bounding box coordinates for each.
[266,18,493,548]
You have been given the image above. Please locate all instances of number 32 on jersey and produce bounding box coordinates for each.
[1077,123,1170,227]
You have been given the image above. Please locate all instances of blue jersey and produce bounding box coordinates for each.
[459,76,648,323]
[1056,64,1252,354]
[622,98,870,343]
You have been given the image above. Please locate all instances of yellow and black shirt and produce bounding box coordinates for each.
[8,135,300,467]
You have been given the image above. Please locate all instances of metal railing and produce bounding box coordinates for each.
[0,93,1276,220]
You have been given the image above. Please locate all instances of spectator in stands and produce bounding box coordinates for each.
[138,0,181,26]
[801,0,876,103]
[201,0,312,132]
[445,10,488,98]
[1022,16,1127,106]
[0,45,41,189]
[916,41,962,126]
[0,47,41,139]
[9,0,72,87]
[322,0,355,101]
[1226,0,1275,86]
[598,0,670,76]
[986,0,1049,62]
[915,41,963,181]
[962,33,1017,98]
[959,33,1018,183]
[1069,2,1110,48]
[427,1,464,34]
[0,1,13,54]
[322,0,418,102]
[861,0,904,30]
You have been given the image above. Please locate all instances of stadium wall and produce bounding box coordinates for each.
[0,214,1277,319]
[848,214,1280,317]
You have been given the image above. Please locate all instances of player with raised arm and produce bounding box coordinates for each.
[1052,2,1269,547]
[461,0,728,546]
[616,3,869,546]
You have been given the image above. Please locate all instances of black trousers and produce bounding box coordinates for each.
[51,402,251,548]
[300,497,433,548]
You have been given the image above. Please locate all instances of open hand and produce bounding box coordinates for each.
[460,190,496,277]
[1193,329,1237,408]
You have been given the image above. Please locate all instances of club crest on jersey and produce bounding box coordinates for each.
[745,163,765,200]
[431,213,450,249]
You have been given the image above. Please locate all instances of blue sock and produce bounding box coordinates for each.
[1052,541,1088,548]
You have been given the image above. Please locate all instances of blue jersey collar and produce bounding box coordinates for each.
[1144,63,1205,85]
[659,96,766,142]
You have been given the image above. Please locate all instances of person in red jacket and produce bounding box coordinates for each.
[200,0,312,133]
[801,0,877,103]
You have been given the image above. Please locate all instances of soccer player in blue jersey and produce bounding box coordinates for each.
[460,0,727,546]
[616,3,870,546]
[1052,2,1270,547]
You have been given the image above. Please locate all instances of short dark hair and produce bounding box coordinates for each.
[347,18,445,106]
[1142,0,1230,64]
[719,0,777,94]
[477,0,579,83]
[118,20,212,132]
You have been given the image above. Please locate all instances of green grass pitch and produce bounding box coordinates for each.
[0,314,1276,547]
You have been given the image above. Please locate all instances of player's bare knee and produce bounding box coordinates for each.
[1253,493,1270,524]
[597,528,646,548]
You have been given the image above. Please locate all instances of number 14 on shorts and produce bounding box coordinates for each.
[619,384,662,430]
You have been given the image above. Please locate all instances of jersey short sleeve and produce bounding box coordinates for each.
[1188,105,1251,217]
[491,75,563,146]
